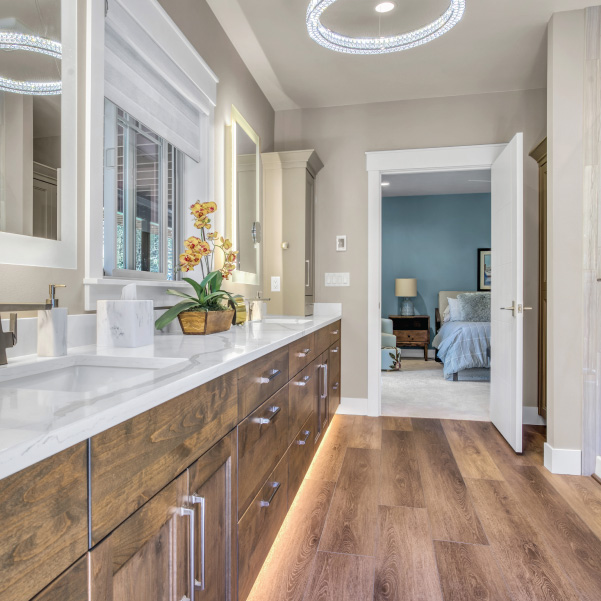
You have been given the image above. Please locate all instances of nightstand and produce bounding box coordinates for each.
[388,315,430,361]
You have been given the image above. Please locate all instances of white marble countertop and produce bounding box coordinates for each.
[0,313,341,480]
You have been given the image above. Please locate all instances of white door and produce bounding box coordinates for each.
[490,133,524,452]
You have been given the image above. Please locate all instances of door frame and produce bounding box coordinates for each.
[365,143,506,417]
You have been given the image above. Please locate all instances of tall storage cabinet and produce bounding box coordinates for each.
[262,150,323,316]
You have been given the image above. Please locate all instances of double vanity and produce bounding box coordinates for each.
[0,313,342,601]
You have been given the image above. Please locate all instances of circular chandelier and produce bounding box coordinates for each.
[306,0,466,55]
[0,31,62,95]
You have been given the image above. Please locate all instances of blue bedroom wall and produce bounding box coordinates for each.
[381,193,491,347]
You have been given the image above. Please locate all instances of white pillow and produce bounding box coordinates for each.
[447,297,463,322]
[442,305,451,323]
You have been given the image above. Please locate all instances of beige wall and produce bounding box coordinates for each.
[275,88,546,404]
[0,0,274,313]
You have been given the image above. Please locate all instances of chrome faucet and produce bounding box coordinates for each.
[0,284,66,366]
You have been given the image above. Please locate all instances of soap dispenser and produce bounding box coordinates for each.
[38,284,68,357]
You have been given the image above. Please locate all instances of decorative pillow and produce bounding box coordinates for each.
[447,298,463,322]
[457,292,491,322]
[442,305,451,323]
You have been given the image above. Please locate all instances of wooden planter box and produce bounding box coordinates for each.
[178,309,235,335]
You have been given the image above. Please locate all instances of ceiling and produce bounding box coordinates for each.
[208,0,600,110]
[381,169,491,197]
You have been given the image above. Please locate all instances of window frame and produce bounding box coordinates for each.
[103,100,183,282]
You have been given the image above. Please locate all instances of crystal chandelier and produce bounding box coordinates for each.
[306,0,466,55]
[0,31,62,95]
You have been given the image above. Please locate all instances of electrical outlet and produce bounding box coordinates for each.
[271,276,281,292]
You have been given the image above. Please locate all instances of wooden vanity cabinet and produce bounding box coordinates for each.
[0,443,88,601]
[90,472,190,601]
[31,557,88,601]
[329,342,341,422]
[188,432,237,601]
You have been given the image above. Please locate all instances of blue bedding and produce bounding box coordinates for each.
[432,321,490,380]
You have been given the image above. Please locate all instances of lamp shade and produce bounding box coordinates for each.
[395,278,417,297]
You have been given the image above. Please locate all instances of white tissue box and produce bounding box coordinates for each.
[96,300,154,348]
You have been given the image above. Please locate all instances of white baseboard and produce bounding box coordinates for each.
[596,456,601,479]
[402,349,436,359]
[337,397,368,416]
[544,442,582,475]
[523,406,546,426]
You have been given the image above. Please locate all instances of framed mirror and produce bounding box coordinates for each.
[0,0,77,268]
[227,105,260,286]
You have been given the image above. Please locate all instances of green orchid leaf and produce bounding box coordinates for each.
[166,289,198,302]
[183,277,203,300]
[155,300,198,330]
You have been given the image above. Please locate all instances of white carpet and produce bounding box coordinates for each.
[381,359,491,421]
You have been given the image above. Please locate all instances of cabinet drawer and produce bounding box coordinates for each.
[288,332,315,377]
[90,372,238,544]
[329,342,341,380]
[238,347,289,419]
[0,442,88,601]
[315,321,341,355]
[395,330,429,343]
[238,453,288,601]
[288,361,317,446]
[32,557,88,601]
[394,317,428,330]
[238,385,289,519]
[288,412,316,508]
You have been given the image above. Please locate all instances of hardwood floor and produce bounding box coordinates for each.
[247,416,601,601]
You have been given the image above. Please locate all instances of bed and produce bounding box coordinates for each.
[433,291,491,381]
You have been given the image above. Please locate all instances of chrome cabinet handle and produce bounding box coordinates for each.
[298,348,312,357]
[296,374,311,387]
[332,382,339,391]
[305,260,310,287]
[256,406,281,425]
[260,481,281,507]
[331,347,339,353]
[320,364,328,400]
[331,329,339,335]
[297,430,311,445]
[178,506,196,601]
[187,495,206,592]
[259,368,281,384]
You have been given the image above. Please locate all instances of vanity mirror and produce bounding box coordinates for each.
[227,106,260,286]
[0,0,77,268]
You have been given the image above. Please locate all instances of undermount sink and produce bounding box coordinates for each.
[0,355,186,395]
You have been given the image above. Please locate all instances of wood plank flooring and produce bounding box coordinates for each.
[247,416,601,601]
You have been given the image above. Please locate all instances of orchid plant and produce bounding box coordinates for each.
[155,201,239,330]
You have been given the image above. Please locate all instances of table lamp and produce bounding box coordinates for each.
[395,278,417,316]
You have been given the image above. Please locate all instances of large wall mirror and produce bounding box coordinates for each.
[227,106,260,286]
[0,0,77,268]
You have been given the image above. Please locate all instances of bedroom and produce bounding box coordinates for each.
[380,169,492,420]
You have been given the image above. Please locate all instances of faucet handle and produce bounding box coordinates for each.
[47,284,66,308]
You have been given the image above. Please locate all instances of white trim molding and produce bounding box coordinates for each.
[596,456,601,479]
[336,397,369,416]
[365,143,505,417]
[543,442,582,475]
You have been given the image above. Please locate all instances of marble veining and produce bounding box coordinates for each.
[0,313,341,480]
[97,300,154,347]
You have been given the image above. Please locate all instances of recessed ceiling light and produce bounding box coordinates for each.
[375,2,396,13]
[381,181,390,187]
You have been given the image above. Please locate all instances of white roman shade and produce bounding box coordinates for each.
[104,0,217,162]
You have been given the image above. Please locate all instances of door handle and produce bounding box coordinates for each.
[260,481,281,507]
[178,506,196,601]
[305,260,310,287]
[500,301,516,317]
[256,406,281,425]
[189,495,205,592]
[321,363,328,400]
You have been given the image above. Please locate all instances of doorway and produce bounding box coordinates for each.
[366,138,528,452]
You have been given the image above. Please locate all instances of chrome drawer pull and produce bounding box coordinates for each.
[256,406,281,424]
[321,363,328,400]
[332,382,339,391]
[299,348,312,357]
[189,495,206,592]
[260,368,281,384]
[332,329,339,335]
[178,506,196,601]
[297,429,311,445]
[296,375,311,386]
[331,347,339,353]
[260,481,281,507]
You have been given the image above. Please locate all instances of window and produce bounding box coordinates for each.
[103,99,182,280]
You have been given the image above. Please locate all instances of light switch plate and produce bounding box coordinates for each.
[271,276,281,292]
[325,273,350,287]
